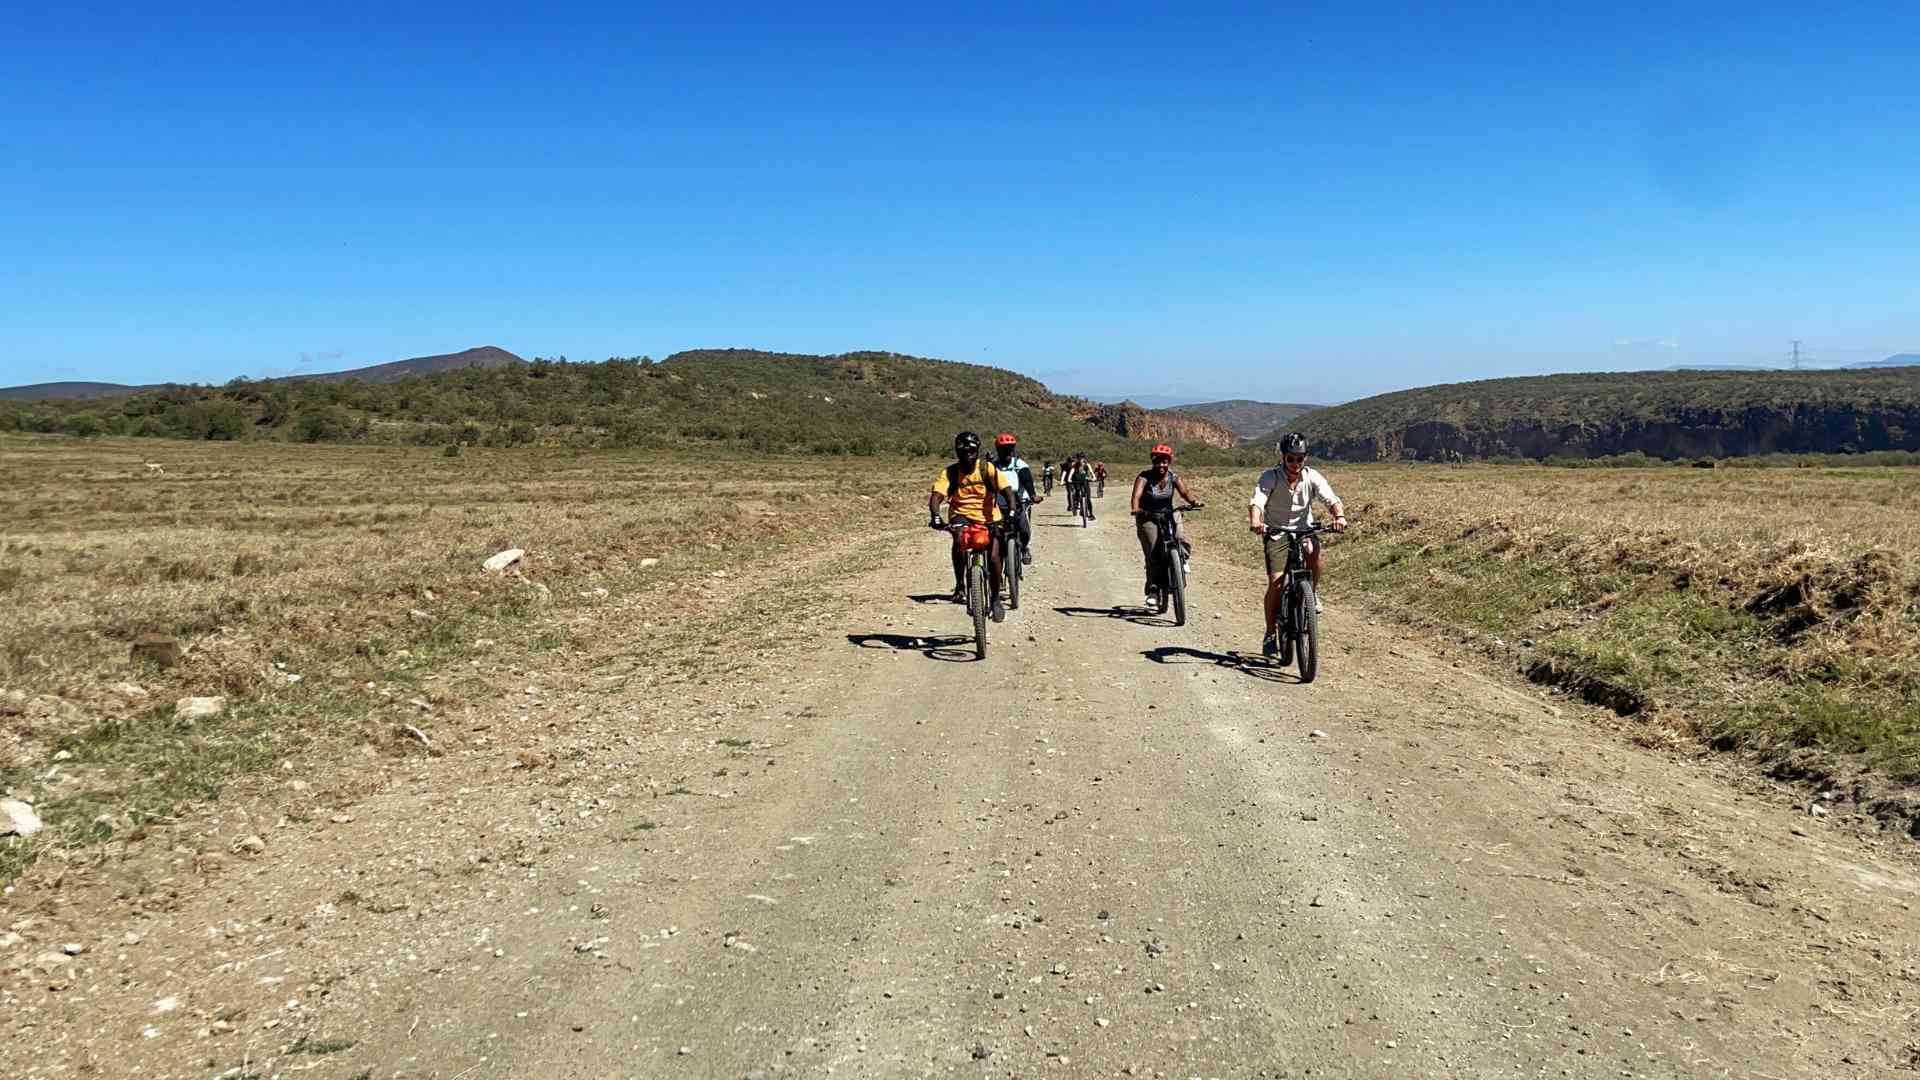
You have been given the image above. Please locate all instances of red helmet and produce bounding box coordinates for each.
[1150,443,1174,460]
[995,433,1018,447]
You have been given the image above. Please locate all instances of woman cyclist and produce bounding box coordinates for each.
[1130,444,1202,602]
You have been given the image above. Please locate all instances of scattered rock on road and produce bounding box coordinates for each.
[107,681,150,701]
[483,548,525,573]
[0,800,44,838]
[175,696,227,722]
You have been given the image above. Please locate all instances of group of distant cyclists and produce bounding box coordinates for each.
[1039,457,1103,510]
[928,430,1347,657]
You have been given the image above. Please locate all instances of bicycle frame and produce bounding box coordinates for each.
[1144,508,1185,588]
[1266,526,1323,621]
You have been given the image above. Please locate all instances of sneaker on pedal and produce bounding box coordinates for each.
[1183,560,1192,574]
[1262,628,1279,657]
[1315,596,1324,615]
[1021,549,1033,566]
[990,595,1007,623]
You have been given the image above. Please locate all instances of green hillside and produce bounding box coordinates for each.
[0,348,1247,464]
[1288,368,1920,461]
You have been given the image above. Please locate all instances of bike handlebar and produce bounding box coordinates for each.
[930,518,1008,533]
[1264,521,1342,539]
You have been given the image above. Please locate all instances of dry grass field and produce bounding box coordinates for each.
[1184,462,1920,795]
[6,439,1917,884]
[0,435,921,879]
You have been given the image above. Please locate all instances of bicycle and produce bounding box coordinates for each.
[1142,505,1202,626]
[1263,523,1334,682]
[934,519,1002,659]
[998,502,1031,611]
[1073,481,1091,527]
[1097,475,1106,499]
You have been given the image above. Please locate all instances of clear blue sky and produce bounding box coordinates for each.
[4,3,1917,403]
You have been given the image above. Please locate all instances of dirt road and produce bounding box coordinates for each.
[8,498,1917,1078]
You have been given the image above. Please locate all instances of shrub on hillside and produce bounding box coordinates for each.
[291,407,351,443]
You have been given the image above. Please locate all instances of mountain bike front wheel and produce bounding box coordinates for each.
[1006,535,1022,610]
[1294,579,1318,683]
[1169,552,1187,627]
[968,558,988,660]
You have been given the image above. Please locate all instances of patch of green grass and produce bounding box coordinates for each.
[1548,592,1767,688]
[1342,537,1576,632]
[1714,685,1920,781]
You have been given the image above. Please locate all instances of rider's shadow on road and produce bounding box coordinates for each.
[1053,605,1176,629]
[846,633,978,663]
[1141,645,1299,683]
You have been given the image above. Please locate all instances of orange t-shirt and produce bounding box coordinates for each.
[931,460,1012,523]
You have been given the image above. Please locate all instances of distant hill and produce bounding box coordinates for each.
[1848,353,1920,370]
[0,380,153,402]
[1167,399,1321,440]
[0,347,1248,461]
[0,346,525,401]
[1293,368,1920,461]
[275,345,526,384]
[1669,354,1920,373]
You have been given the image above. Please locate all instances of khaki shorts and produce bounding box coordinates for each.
[1263,534,1319,575]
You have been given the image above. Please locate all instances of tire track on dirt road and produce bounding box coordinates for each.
[385,498,1917,1078]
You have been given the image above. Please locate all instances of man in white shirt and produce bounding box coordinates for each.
[1248,433,1348,657]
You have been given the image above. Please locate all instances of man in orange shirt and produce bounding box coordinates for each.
[928,431,1014,620]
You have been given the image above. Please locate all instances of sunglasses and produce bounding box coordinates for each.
[1283,455,1306,465]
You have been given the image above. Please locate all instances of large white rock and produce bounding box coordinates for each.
[483,548,525,573]
[175,696,227,722]
[0,799,43,837]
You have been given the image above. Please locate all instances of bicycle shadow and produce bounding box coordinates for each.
[846,632,978,663]
[1141,645,1300,683]
[1053,604,1176,628]
[906,593,958,605]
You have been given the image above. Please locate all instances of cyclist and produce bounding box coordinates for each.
[1064,453,1095,520]
[1041,460,1056,496]
[992,432,1043,566]
[1248,433,1347,657]
[928,431,1014,621]
[1093,460,1108,498]
[1131,444,1203,602]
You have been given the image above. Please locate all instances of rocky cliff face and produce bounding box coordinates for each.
[1074,402,1239,449]
[1313,403,1920,461]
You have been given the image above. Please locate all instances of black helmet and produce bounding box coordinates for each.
[954,431,981,453]
[1279,432,1308,456]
